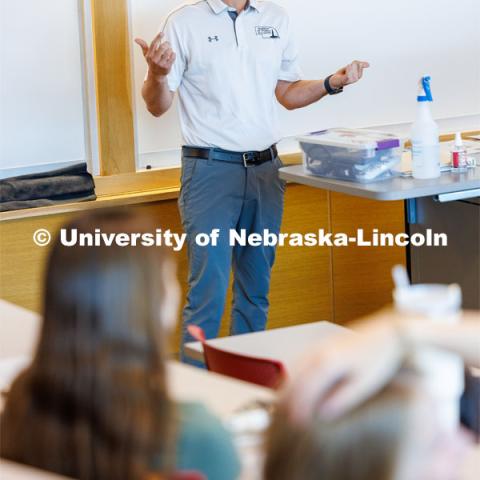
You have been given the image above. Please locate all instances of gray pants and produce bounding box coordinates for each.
[178,153,285,362]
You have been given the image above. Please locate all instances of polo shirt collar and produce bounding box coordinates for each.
[206,0,262,15]
[249,0,262,12]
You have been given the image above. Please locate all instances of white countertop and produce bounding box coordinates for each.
[279,165,480,201]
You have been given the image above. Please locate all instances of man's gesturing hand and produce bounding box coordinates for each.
[330,60,370,89]
[135,32,176,79]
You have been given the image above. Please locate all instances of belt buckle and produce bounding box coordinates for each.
[243,152,255,168]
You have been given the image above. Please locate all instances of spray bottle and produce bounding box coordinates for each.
[411,76,440,179]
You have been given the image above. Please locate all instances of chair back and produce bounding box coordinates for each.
[187,325,287,389]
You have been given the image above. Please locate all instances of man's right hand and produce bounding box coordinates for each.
[135,32,176,79]
[135,32,176,116]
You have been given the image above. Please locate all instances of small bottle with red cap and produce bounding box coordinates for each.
[451,132,468,172]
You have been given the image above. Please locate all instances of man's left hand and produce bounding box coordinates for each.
[331,60,370,89]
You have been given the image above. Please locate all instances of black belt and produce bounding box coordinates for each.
[182,145,278,167]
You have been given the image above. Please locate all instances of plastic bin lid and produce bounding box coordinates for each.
[297,128,403,150]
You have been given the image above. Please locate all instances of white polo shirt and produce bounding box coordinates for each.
[158,0,303,152]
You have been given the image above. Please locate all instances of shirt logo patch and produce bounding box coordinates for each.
[208,36,220,42]
[255,26,280,39]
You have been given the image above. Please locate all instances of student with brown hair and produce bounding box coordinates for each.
[0,209,240,480]
[264,309,479,480]
[266,381,415,480]
[265,378,473,480]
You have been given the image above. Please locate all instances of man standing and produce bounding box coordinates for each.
[136,0,369,361]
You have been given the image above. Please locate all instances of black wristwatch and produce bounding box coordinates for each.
[324,74,344,95]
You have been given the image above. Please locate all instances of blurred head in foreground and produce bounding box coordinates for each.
[264,378,471,480]
[1,208,180,479]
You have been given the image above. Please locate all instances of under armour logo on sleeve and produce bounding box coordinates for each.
[208,36,220,42]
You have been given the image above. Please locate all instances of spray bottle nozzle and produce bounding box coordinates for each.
[417,75,433,102]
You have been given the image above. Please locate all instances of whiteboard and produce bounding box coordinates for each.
[129,0,480,169]
[0,0,98,178]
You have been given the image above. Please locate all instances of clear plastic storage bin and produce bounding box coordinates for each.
[298,128,404,183]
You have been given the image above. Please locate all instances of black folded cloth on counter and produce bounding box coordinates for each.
[0,163,96,212]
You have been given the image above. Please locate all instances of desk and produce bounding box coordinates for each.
[280,165,480,309]
[0,461,71,480]
[168,361,273,419]
[0,300,273,420]
[279,164,480,202]
[0,357,273,422]
[184,321,349,370]
[0,300,40,359]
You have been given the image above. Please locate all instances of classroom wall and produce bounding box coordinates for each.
[130,0,480,168]
[0,0,101,179]
[0,0,406,341]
